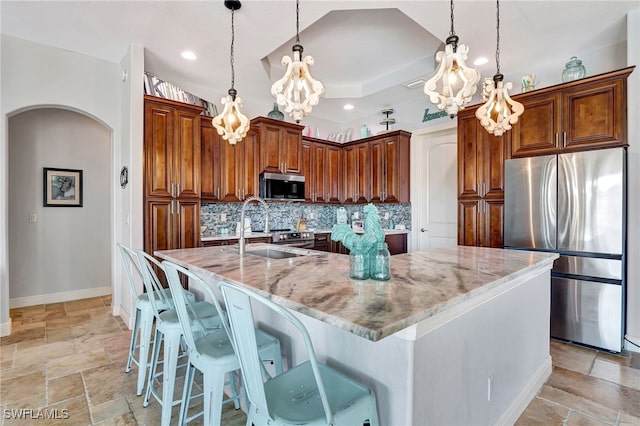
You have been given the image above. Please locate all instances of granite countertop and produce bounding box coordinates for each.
[156,244,557,342]
[313,228,410,235]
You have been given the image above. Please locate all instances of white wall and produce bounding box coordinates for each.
[0,35,122,333]
[8,109,111,302]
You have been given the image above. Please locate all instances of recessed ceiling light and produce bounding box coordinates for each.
[474,57,489,66]
[181,51,197,60]
[343,104,354,110]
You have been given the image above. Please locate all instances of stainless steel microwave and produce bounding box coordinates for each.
[259,172,305,201]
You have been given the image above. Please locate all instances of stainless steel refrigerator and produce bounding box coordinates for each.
[504,148,626,352]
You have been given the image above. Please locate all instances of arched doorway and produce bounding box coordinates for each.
[8,107,112,309]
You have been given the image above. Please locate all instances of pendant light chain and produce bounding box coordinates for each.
[230,8,236,90]
[449,0,455,36]
[495,0,501,74]
[295,0,300,43]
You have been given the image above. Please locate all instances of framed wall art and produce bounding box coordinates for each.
[43,167,83,207]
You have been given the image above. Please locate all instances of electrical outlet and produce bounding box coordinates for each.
[384,212,390,219]
[221,213,227,222]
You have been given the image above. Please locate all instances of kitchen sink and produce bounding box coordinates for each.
[246,247,316,259]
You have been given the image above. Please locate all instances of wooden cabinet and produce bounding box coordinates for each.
[144,96,203,255]
[385,233,408,255]
[301,139,342,203]
[343,144,370,204]
[369,131,411,203]
[220,129,260,201]
[457,108,508,248]
[510,67,633,158]
[252,117,304,175]
[200,119,222,201]
[144,96,202,199]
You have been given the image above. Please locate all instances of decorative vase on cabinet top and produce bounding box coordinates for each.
[267,102,284,121]
[562,56,586,82]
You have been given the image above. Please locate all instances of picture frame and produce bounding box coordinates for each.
[43,167,83,207]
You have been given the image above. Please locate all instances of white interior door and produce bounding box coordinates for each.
[411,127,458,251]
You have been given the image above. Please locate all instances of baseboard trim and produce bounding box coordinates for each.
[497,356,552,426]
[625,334,640,353]
[9,286,112,308]
[0,319,11,337]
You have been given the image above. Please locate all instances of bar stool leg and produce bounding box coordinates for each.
[137,304,154,396]
[125,307,141,373]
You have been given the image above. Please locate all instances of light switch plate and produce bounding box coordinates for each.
[221,213,227,222]
[29,213,37,223]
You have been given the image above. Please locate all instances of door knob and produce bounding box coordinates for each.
[420,228,427,232]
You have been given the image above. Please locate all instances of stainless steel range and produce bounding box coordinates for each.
[269,229,315,249]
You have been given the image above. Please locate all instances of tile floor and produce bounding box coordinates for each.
[0,296,639,425]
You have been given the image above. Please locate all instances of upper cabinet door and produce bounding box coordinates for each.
[563,78,626,150]
[174,109,201,198]
[282,127,303,174]
[260,123,284,173]
[369,139,385,203]
[219,140,241,202]
[384,134,410,203]
[144,101,174,198]
[241,129,260,200]
[312,144,328,203]
[200,120,222,201]
[510,93,561,158]
[301,141,314,202]
[325,146,342,203]
[457,112,481,198]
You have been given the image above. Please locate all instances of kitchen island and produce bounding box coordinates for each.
[157,244,557,425]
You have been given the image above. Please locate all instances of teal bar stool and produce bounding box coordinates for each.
[116,243,196,396]
[136,250,222,426]
[162,260,283,426]
[219,281,380,426]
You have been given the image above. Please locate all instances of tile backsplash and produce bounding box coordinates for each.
[200,202,411,235]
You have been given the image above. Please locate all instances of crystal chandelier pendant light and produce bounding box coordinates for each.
[212,0,250,145]
[424,0,480,119]
[475,0,524,137]
[270,0,324,123]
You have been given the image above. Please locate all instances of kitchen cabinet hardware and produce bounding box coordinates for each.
[563,132,567,148]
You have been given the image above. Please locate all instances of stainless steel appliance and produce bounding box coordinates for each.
[269,229,315,249]
[504,148,626,352]
[259,172,305,201]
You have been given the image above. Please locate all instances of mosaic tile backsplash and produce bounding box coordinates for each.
[200,202,411,235]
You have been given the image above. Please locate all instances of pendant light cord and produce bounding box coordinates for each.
[230,8,236,90]
[449,0,455,36]
[295,0,300,43]
[495,0,501,74]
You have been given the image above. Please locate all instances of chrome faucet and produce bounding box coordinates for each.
[239,196,269,256]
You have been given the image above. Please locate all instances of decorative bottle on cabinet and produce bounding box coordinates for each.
[562,56,586,82]
[267,103,284,121]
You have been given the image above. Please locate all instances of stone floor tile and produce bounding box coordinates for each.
[47,348,110,380]
[89,397,132,424]
[45,395,91,425]
[10,305,45,319]
[47,373,85,405]
[64,297,106,313]
[567,410,614,425]
[1,392,47,421]
[46,326,73,344]
[13,341,76,371]
[94,412,137,425]
[101,295,112,306]
[538,385,619,424]
[551,339,597,375]
[0,363,46,382]
[83,363,138,407]
[1,359,13,370]
[0,324,45,345]
[15,337,47,350]
[515,397,569,425]
[45,302,66,313]
[46,313,90,330]
[619,412,640,425]
[0,343,16,362]
[590,358,640,391]
[547,366,640,417]
[0,371,46,404]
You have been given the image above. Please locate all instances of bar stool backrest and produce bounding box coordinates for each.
[135,251,174,318]
[116,243,144,300]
